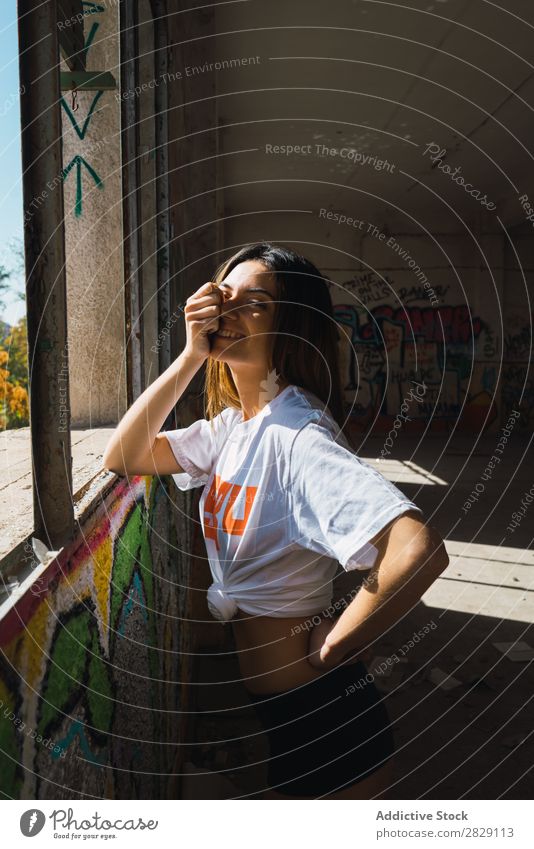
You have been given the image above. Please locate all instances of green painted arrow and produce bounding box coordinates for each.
[82,2,106,14]
[62,155,103,217]
[84,21,99,54]
[60,89,103,139]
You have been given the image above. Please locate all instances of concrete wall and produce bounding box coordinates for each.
[165,5,221,406]
[61,2,127,426]
[0,3,227,801]
[501,222,534,433]
[206,0,534,438]
[137,1,160,385]
[321,212,505,436]
[222,206,532,435]
[0,476,194,799]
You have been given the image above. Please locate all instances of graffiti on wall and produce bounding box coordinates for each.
[500,309,533,431]
[501,364,534,433]
[334,280,498,432]
[504,313,533,363]
[61,3,107,217]
[0,475,190,800]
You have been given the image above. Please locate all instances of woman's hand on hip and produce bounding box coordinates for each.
[306,614,372,671]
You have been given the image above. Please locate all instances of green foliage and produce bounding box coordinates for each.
[0,316,29,428]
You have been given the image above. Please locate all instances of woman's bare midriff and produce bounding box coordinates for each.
[230,606,335,694]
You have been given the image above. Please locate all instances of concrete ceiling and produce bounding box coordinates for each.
[207,0,534,228]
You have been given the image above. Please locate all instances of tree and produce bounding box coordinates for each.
[0,265,10,314]
[0,317,29,429]
[0,238,25,313]
[0,239,29,428]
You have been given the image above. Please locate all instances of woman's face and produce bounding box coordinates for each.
[209,259,279,368]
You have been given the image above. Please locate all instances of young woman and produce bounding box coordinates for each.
[103,242,448,800]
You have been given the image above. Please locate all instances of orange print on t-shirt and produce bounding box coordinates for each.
[204,474,258,550]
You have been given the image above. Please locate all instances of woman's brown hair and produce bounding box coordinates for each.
[204,242,346,429]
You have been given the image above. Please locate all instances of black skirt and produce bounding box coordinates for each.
[247,659,395,797]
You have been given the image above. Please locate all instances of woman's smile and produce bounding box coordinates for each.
[206,260,278,367]
[213,328,246,340]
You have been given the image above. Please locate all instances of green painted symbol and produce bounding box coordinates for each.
[84,21,99,53]
[62,155,103,217]
[60,89,103,139]
[82,2,106,14]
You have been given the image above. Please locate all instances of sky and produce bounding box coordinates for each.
[0,0,25,326]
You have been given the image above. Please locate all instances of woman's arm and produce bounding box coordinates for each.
[307,614,373,668]
[102,350,204,475]
[103,281,222,476]
[308,511,449,670]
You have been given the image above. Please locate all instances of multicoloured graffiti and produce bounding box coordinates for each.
[334,300,498,432]
[0,475,192,799]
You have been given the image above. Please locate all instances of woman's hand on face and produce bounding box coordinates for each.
[183,281,222,362]
[306,615,372,671]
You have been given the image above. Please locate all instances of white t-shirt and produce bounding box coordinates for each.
[165,384,422,622]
